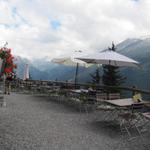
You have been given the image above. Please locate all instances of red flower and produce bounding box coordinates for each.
[4,68,12,73]
[0,47,17,75]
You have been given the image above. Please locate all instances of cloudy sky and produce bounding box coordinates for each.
[0,0,150,59]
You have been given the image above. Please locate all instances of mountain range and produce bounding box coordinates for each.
[15,37,150,91]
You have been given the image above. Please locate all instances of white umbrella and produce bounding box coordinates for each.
[52,57,87,67]
[51,55,89,86]
[23,64,29,80]
[0,58,3,73]
[76,50,140,68]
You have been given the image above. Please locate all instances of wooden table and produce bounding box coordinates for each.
[70,89,88,94]
[69,89,88,100]
[105,98,150,108]
[69,89,96,104]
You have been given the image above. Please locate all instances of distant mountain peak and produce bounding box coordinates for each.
[138,35,150,40]
[117,38,142,51]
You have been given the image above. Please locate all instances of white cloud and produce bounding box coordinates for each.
[0,0,150,59]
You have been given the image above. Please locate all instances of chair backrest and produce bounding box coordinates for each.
[88,90,96,96]
[108,93,120,100]
[131,103,144,113]
[96,93,107,101]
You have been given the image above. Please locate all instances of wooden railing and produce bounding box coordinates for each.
[12,79,150,97]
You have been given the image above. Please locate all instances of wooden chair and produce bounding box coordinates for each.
[95,93,118,121]
[141,112,150,129]
[96,93,107,104]
[118,103,145,141]
[108,93,120,100]
[96,93,121,121]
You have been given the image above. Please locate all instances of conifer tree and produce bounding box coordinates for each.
[102,43,125,93]
[90,67,101,84]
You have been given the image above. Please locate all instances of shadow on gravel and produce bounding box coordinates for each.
[89,121,150,150]
[31,95,82,114]
[84,120,121,138]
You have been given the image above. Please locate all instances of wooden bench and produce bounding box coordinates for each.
[108,93,120,100]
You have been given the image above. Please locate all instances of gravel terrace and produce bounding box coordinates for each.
[0,93,149,150]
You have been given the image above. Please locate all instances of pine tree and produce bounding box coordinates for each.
[90,67,101,84]
[102,43,125,93]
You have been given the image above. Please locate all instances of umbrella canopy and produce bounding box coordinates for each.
[76,50,140,68]
[51,57,87,67]
[51,55,90,87]
[23,64,29,80]
[0,58,3,76]
[0,58,3,70]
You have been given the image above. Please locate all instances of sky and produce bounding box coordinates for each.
[0,0,150,59]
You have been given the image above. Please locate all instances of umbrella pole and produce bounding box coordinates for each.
[74,63,79,89]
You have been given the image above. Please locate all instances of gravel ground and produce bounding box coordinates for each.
[0,93,149,150]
